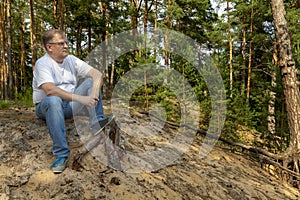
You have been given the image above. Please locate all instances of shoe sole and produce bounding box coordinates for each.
[52,168,65,174]
[94,115,115,135]
[51,164,67,174]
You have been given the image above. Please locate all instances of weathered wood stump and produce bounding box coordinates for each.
[72,119,124,171]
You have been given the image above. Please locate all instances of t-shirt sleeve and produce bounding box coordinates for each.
[34,61,55,88]
[72,55,93,78]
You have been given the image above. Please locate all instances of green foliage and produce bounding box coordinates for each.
[0,88,33,109]
[14,88,34,107]
[0,100,11,109]
[130,83,181,123]
[222,93,256,141]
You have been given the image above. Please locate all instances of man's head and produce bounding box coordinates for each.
[42,29,69,63]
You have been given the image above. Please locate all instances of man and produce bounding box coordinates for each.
[32,29,114,173]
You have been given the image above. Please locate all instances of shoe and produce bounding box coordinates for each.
[91,115,115,134]
[51,157,68,173]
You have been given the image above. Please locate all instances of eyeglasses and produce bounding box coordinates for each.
[48,41,68,46]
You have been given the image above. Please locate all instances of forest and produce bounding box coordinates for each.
[1,0,300,193]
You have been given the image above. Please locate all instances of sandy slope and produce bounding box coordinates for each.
[0,108,299,200]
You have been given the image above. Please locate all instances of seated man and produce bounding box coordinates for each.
[32,29,113,173]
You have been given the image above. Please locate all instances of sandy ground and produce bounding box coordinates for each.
[0,107,300,200]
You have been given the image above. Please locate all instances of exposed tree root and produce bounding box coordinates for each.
[145,111,300,188]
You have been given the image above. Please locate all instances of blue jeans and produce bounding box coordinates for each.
[35,78,104,158]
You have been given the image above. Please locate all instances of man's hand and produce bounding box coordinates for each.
[77,95,98,107]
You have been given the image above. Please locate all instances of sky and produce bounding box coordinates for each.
[211,0,227,18]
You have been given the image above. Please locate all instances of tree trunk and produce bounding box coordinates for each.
[76,27,82,57]
[227,1,233,98]
[0,9,2,99]
[131,0,139,36]
[108,3,114,89]
[155,0,158,29]
[267,40,279,147]
[271,1,300,183]
[7,0,13,99]
[267,70,277,144]
[59,0,65,31]
[0,0,7,99]
[164,0,171,85]
[164,0,171,69]
[20,0,26,94]
[99,2,110,97]
[271,0,300,152]
[241,11,247,95]
[246,0,254,101]
[30,0,37,71]
[53,0,58,27]
[144,0,150,110]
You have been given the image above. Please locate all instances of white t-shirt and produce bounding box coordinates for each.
[32,53,92,104]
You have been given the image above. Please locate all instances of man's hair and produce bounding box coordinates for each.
[42,29,65,49]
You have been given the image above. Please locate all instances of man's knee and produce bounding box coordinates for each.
[45,96,63,108]
[84,77,93,87]
[36,96,64,119]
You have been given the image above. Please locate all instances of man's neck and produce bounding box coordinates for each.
[47,53,65,64]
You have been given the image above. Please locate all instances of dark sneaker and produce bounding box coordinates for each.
[91,115,115,134]
[51,157,68,173]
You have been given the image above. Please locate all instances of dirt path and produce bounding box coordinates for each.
[0,108,299,200]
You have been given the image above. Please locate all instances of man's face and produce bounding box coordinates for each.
[46,33,68,62]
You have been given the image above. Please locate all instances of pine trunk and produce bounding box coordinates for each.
[20,1,26,94]
[241,12,247,95]
[246,0,254,100]
[30,0,37,70]
[271,0,300,152]
[59,0,65,31]
[7,0,13,99]
[227,1,233,98]
[99,2,110,97]
[0,0,6,99]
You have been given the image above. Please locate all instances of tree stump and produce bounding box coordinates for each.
[72,119,124,171]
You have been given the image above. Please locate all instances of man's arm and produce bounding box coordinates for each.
[86,68,103,100]
[40,82,77,101]
[40,68,103,107]
[40,82,98,107]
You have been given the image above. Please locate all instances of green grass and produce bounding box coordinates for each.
[0,100,11,109]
